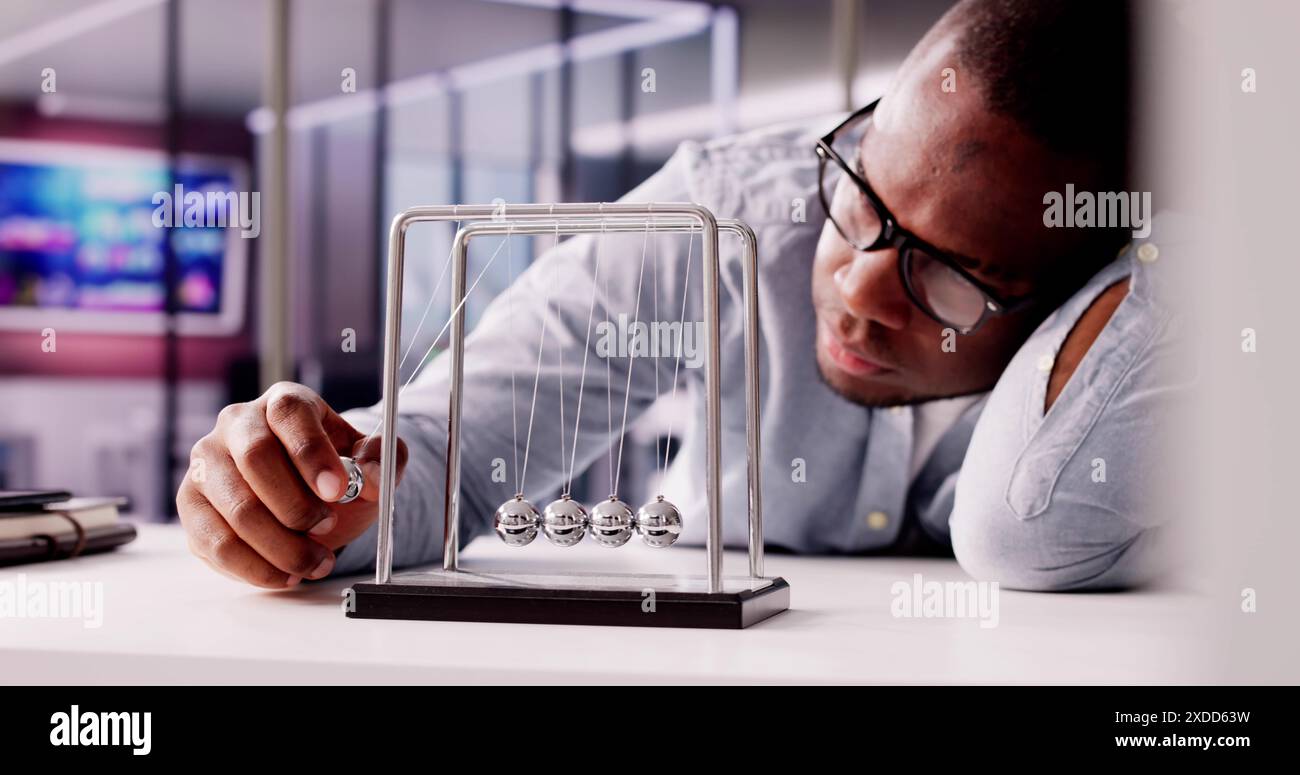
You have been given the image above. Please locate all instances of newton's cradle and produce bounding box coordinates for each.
[345,203,789,628]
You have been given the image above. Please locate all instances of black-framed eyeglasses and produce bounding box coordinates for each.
[815,98,1036,334]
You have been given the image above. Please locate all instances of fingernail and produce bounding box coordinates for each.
[309,514,338,536]
[316,471,341,501]
[310,554,335,579]
[285,575,302,587]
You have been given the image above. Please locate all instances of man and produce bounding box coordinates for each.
[178,0,1181,592]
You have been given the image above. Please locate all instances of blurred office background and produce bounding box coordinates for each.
[0,0,952,518]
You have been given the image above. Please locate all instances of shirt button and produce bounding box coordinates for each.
[1137,243,1159,263]
[865,511,889,530]
[1037,354,1055,372]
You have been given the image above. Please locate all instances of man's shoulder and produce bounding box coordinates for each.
[681,117,835,170]
[671,117,839,226]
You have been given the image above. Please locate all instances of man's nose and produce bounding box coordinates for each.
[833,248,911,331]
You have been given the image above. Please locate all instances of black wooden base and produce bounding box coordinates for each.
[346,576,790,629]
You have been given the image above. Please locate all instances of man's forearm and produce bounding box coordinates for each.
[332,410,463,576]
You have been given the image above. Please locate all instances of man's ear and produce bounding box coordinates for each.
[1045,278,1130,411]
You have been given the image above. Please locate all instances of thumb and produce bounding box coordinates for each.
[309,429,407,552]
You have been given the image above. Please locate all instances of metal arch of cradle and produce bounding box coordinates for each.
[353,202,787,629]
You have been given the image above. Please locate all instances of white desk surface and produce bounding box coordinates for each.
[0,524,1216,684]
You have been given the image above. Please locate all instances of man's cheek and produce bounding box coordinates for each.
[811,220,849,275]
[809,256,842,310]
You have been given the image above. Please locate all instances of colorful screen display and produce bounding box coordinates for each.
[0,141,247,332]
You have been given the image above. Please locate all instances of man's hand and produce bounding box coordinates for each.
[177,382,408,589]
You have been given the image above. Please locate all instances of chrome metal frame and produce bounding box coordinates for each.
[373,203,762,595]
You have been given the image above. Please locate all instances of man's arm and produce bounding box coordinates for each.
[949,229,1189,591]
[1045,279,1129,411]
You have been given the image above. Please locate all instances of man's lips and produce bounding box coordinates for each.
[819,322,892,377]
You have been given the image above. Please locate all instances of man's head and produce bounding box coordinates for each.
[811,0,1132,406]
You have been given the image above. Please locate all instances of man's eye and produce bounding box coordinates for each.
[853,162,871,200]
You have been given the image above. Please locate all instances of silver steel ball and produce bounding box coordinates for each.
[588,497,636,548]
[542,496,589,547]
[494,496,540,547]
[636,496,683,548]
[337,456,364,504]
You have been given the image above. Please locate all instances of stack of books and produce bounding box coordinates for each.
[0,491,137,567]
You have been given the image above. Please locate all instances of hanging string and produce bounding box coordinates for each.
[552,221,566,491]
[396,221,460,381]
[505,224,521,496]
[660,227,695,482]
[612,223,652,497]
[397,219,465,379]
[518,221,562,495]
[604,222,615,497]
[565,222,605,497]
[650,219,662,481]
[362,232,511,448]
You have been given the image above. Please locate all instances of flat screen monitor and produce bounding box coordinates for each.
[0,139,248,335]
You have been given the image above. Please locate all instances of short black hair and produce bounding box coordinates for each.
[953,0,1132,188]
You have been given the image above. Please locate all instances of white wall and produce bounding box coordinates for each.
[0,377,223,519]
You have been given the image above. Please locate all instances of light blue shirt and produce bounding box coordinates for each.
[334,120,1185,591]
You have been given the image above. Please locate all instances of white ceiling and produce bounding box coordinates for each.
[0,0,619,116]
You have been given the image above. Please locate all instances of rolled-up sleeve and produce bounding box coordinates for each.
[950,220,1191,591]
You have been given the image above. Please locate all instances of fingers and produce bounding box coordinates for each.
[187,447,336,582]
[177,481,302,589]
[263,382,353,503]
[179,380,408,586]
[222,410,334,535]
[319,400,366,450]
[350,434,409,503]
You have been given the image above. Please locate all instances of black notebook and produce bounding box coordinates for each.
[0,491,137,567]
